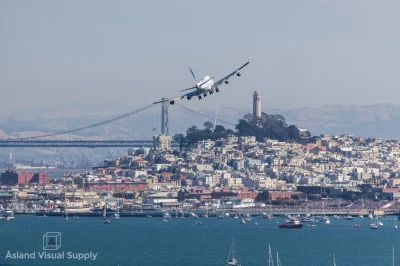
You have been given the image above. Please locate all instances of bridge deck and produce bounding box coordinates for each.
[0,140,179,148]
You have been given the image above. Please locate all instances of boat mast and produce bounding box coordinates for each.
[276,251,282,266]
[268,245,275,266]
[393,246,395,266]
[226,238,234,264]
[332,250,336,266]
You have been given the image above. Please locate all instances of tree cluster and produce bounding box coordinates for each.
[173,121,234,149]
[236,112,310,143]
[173,112,312,148]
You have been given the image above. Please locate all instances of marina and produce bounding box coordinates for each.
[1,214,399,265]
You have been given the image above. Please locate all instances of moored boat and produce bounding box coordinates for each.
[279,217,303,229]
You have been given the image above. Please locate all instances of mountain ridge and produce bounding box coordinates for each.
[0,103,399,140]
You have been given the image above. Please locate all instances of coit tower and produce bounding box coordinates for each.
[253,91,261,118]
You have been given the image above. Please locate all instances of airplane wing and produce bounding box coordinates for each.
[212,61,250,89]
[151,90,201,104]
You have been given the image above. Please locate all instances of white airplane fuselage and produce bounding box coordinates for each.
[196,75,214,92]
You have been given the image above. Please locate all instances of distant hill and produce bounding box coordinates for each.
[0,103,399,140]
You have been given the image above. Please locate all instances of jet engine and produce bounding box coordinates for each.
[170,100,175,105]
[187,96,191,100]
[236,71,241,76]
[224,79,230,84]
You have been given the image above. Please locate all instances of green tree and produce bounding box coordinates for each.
[214,125,226,133]
[173,133,187,150]
[203,121,214,131]
[287,125,300,141]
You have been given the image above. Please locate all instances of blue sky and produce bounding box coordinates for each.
[1,0,400,111]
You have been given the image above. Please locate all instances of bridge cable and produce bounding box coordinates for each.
[14,104,154,140]
[174,103,236,127]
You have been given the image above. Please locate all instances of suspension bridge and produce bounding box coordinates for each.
[0,101,237,148]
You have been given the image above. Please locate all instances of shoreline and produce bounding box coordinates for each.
[18,209,400,217]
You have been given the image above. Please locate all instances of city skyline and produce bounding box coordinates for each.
[1,1,400,112]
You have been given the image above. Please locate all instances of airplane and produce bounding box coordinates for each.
[151,61,250,105]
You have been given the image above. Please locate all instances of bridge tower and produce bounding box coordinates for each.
[161,97,169,135]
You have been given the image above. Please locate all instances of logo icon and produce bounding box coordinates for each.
[43,232,61,250]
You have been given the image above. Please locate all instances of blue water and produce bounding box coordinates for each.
[0,215,398,266]
[49,172,63,179]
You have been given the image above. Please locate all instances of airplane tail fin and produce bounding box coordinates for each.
[189,68,196,82]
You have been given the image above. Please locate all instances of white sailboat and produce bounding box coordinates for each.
[226,239,241,266]
[369,216,378,229]
[63,209,68,221]
[276,251,283,266]
[308,209,316,227]
[63,190,68,221]
[103,204,111,224]
[321,201,330,224]
[114,205,120,219]
[393,246,395,266]
[332,250,337,266]
[394,218,397,229]
[267,244,275,266]
[334,198,341,219]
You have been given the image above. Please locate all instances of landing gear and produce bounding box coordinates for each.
[203,93,207,97]
[170,100,175,105]
[216,88,219,93]
[187,96,191,100]
[198,95,202,100]
[209,90,213,95]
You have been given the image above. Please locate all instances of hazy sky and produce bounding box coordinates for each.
[1,1,400,112]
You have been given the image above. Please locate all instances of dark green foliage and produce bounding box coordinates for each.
[184,123,230,145]
[235,112,311,143]
[178,112,311,146]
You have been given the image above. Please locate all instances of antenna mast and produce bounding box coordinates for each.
[213,105,219,131]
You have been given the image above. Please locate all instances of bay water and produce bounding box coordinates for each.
[0,215,398,265]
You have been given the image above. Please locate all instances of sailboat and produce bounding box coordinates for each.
[63,190,68,221]
[394,218,398,229]
[112,191,120,219]
[63,209,68,221]
[203,204,209,218]
[332,250,337,266]
[276,251,283,266]
[308,217,316,227]
[114,207,120,219]
[162,209,168,223]
[103,204,111,224]
[308,209,316,227]
[369,216,378,229]
[344,212,353,220]
[267,244,275,266]
[226,239,241,266]
[334,199,341,219]
[114,204,120,219]
[322,201,329,222]
[393,246,395,266]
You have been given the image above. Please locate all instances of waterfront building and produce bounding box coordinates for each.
[153,134,171,151]
[87,182,148,192]
[0,170,18,185]
[18,172,50,185]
